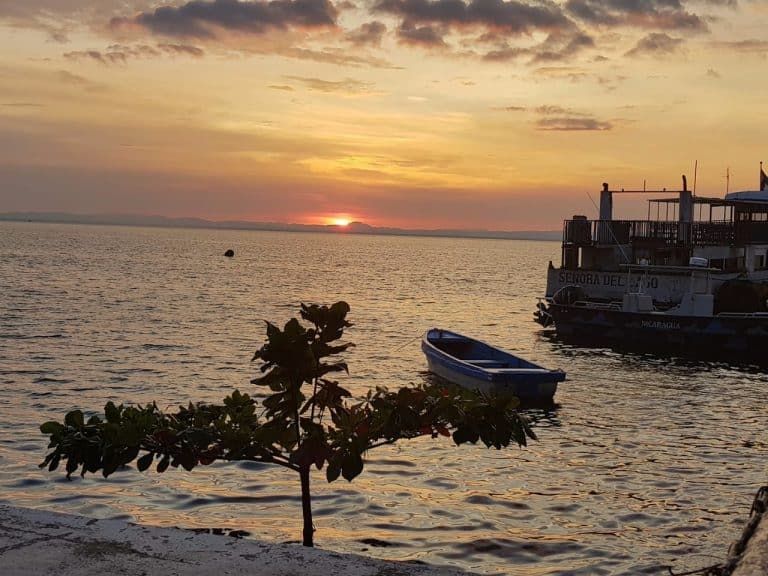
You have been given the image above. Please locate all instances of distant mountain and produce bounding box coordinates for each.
[0,212,561,241]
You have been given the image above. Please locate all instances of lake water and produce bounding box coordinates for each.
[1,221,766,575]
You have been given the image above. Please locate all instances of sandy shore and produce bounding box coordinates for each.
[0,504,479,576]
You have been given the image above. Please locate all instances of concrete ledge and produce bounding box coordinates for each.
[0,505,477,576]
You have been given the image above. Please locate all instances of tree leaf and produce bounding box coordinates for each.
[40,421,63,435]
[137,452,154,472]
[157,455,170,473]
[341,452,364,482]
[64,410,84,428]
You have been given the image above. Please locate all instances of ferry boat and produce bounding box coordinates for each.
[541,174,768,311]
[535,170,768,360]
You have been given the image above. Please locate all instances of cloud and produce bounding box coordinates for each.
[533,104,612,130]
[0,1,150,41]
[625,32,684,56]
[482,46,529,62]
[565,0,707,32]
[397,21,447,47]
[281,46,402,68]
[690,0,737,6]
[346,20,387,46]
[269,84,295,91]
[63,43,205,65]
[285,75,382,96]
[709,39,768,53]
[706,67,720,78]
[491,105,527,111]
[158,43,206,57]
[530,31,595,63]
[536,104,571,114]
[532,66,589,81]
[64,50,128,65]
[373,0,574,37]
[111,0,339,39]
[2,102,45,108]
[536,117,612,130]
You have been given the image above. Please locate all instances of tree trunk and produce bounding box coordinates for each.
[300,466,314,547]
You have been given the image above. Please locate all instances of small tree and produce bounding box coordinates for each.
[40,302,536,546]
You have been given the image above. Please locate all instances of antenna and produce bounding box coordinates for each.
[726,167,730,195]
[693,160,698,196]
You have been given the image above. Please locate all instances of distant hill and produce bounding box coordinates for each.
[0,212,561,241]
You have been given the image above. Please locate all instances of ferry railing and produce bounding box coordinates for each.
[693,221,735,246]
[563,219,736,247]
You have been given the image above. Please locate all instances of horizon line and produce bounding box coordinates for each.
[0,211,562,241]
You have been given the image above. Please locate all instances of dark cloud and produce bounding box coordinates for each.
[530,31,594,63]
[374,0,574,36]
[482,45,529,61]
[565,0,707,32]
[269,84,295,90]
[346,21,387,46]
[537,116,612,130]
[158,43,206,57]
[397,21,447,47]
[625,32,684,56]
[111,0,338,39]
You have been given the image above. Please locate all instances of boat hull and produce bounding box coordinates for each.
[423,355,560,400]
[545,266,753,305]
[547,303,768,359]
[422,329,565,401]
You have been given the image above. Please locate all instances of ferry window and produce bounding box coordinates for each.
[756,255,766,270]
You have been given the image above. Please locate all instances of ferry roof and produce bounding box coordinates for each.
[648,195,768,207]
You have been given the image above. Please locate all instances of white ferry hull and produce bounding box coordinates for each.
[544,267,768,304]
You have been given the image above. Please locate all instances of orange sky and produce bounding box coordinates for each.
[1,0,767,230]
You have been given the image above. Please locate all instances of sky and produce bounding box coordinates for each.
[0,0,767,230]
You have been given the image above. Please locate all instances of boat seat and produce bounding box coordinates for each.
[465,359,509,367]
[484,368,553,374]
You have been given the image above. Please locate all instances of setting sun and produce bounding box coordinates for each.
[331,218,350,227]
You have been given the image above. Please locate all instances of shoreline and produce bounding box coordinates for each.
[0,504,480,576]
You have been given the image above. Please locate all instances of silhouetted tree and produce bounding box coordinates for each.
[40,302,535,546]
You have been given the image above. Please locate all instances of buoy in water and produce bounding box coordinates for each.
[224,249,234,257]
